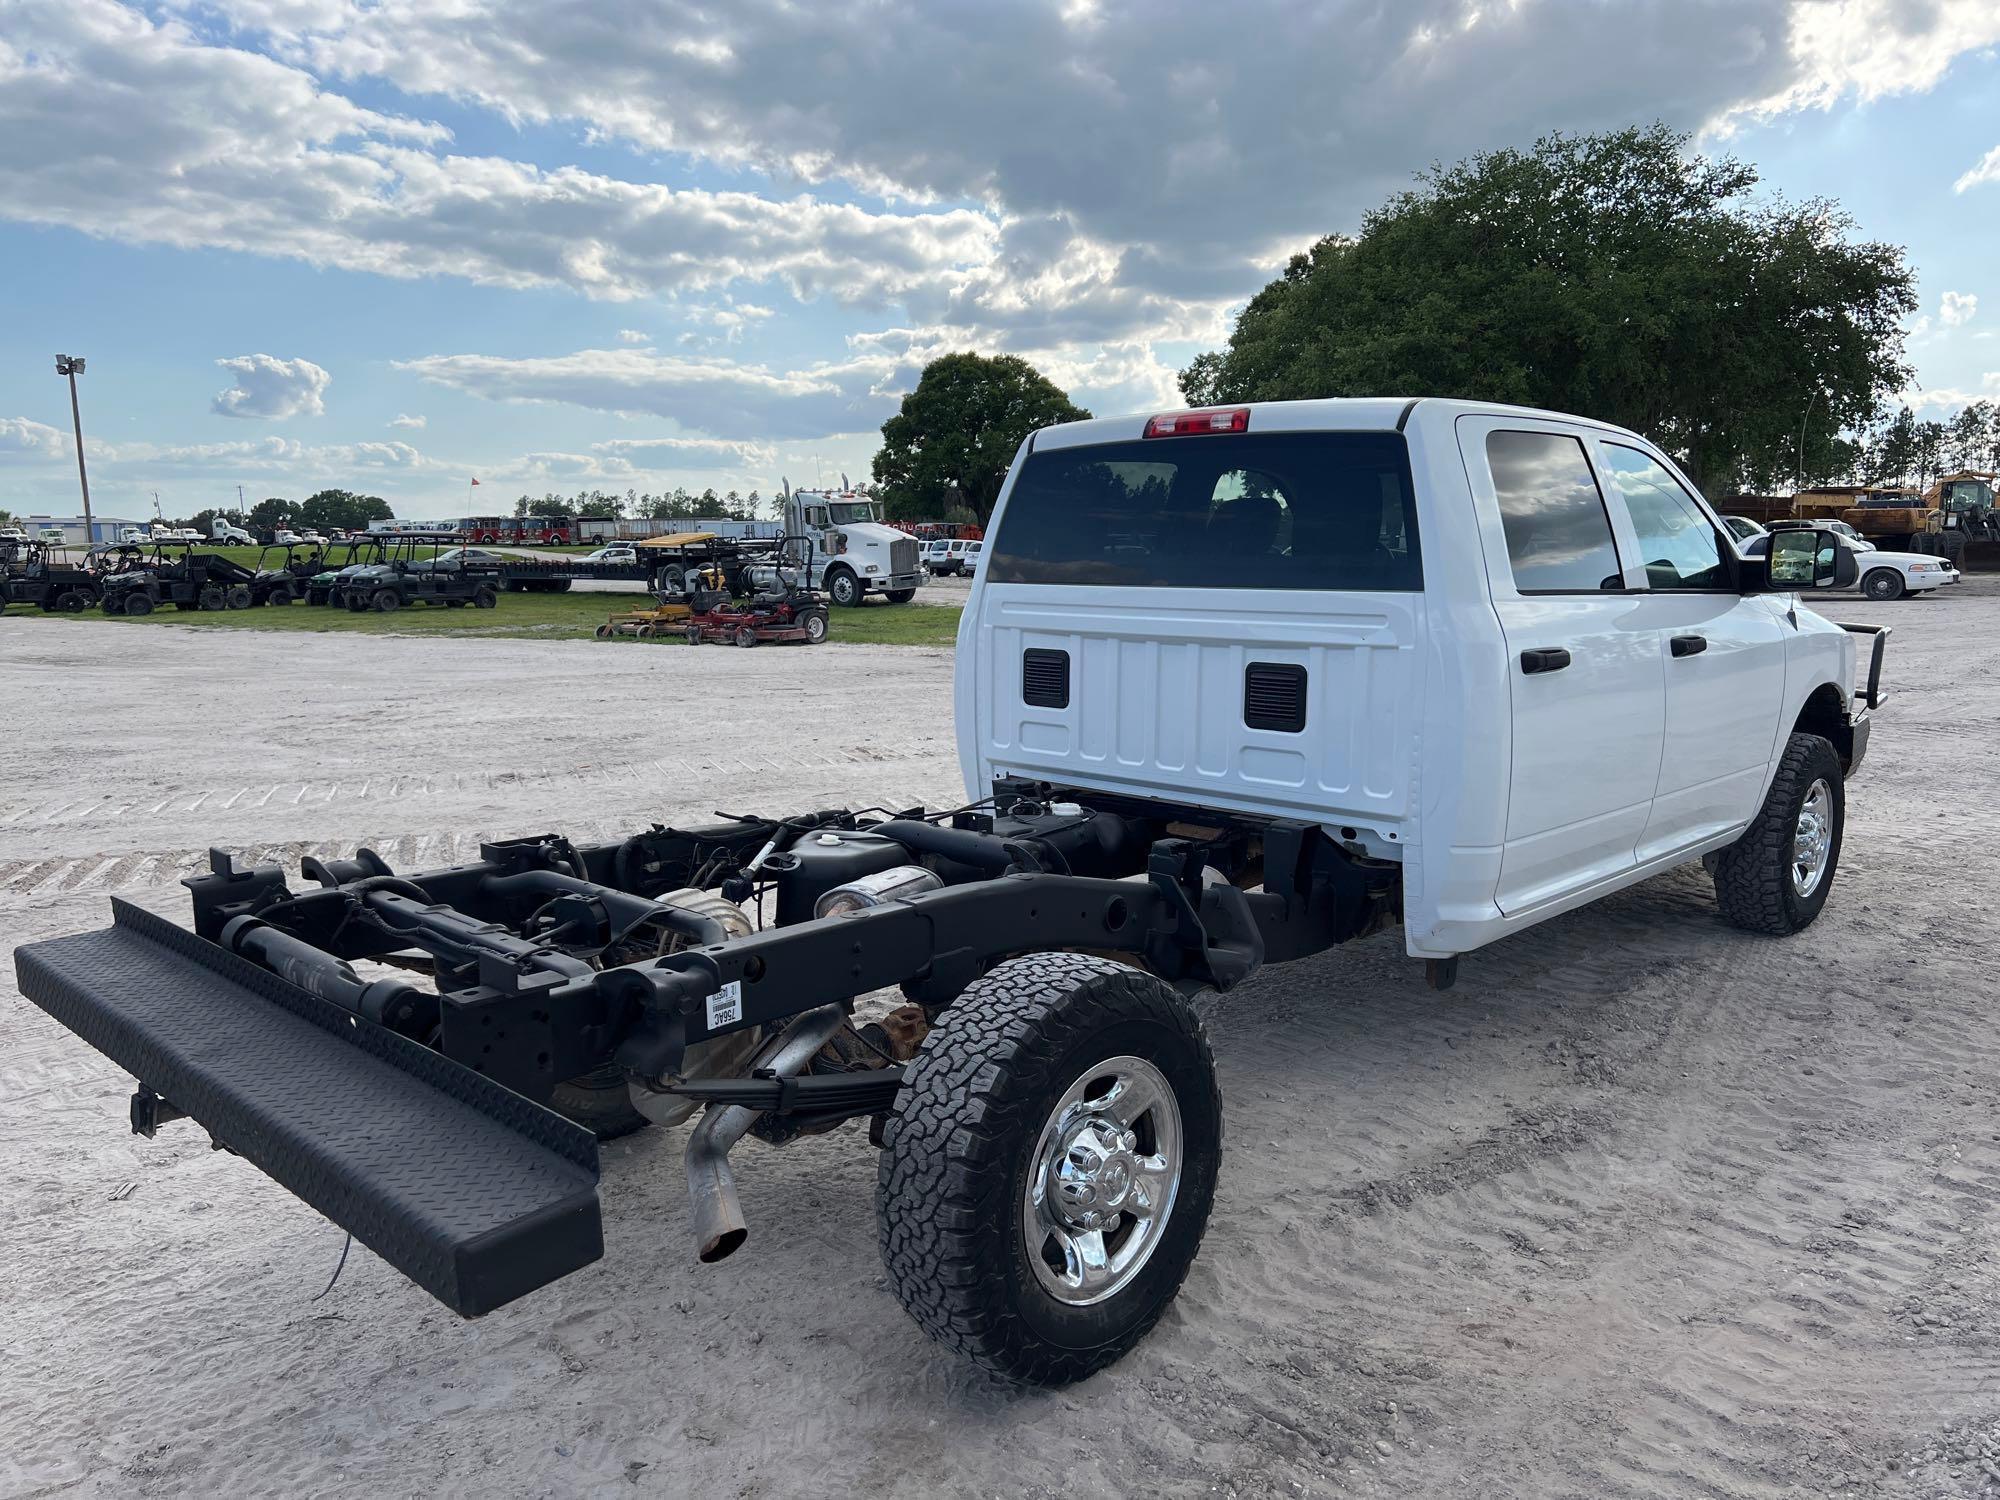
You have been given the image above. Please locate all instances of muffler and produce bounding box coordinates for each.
[684,1004,845,1263]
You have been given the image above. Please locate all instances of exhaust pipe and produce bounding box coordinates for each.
[685,1003,846,1263]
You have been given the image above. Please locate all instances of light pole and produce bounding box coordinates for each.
[56,355,93,543]
[1794,387,1820,493]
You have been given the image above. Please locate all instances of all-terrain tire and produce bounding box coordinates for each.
[198,586,226,611]
[125,594,155,618]
[1861,568,1903,601]
[225,585,253,610]
[372,589,401,612]
[1712,732,1845,935]
[473,586,498,609]
[877,952,1221,1385]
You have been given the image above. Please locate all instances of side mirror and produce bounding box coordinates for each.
[1766,528,1854,591]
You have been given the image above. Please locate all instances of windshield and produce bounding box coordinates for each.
[828,502,876,525]
[987,431,1420,590]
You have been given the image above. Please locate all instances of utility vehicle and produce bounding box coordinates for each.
[98,542,258,615]
[336,535,502,612]
[15,399,1884,1386]
[0,541,101,613]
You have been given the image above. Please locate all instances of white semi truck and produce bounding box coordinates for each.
[782,488,923,605]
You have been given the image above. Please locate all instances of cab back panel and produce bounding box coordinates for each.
[968,584,1424,826]
[961,423,1426,830]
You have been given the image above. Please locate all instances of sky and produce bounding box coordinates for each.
[1,0,1997,523]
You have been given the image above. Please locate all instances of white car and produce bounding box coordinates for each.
[923,537,976,575]
[583,545,638,564]
[1734,519,1958,600]
[960,540,983,577]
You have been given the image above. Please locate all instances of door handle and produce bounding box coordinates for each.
[1519,647,1571,674]
[1669,634,1708,658]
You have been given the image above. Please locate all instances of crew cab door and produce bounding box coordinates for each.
[1459,418,1665,914]
[1590,441,1787,859]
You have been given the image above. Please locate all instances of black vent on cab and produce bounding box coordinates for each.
[1244,662,1307,733]
[1022,648,1071,709]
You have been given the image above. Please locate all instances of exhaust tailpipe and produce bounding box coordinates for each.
[684,1004,845,1263]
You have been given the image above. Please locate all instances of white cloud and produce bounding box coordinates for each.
[205,0,2000,289]
[1908,374,2000,410]
[1941,291,1978,328]
[0,416,70,462]
[112,436,426,471]
[210,354,332,419]
[396,347,903,439]
[592,435,777,468]
[388,412,427,429]
[1958,143,2000,193]
[616,329,649,344]
[0,1,1000,310]
[9,0,1993,360]
[1737,0,2000,120]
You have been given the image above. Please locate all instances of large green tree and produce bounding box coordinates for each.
[873,353,1090,521]
[248,496,299,533]
[1180,125,1916,496]
[299,488,393,531]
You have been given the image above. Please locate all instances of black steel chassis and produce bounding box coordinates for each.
[12,778,1398,1316]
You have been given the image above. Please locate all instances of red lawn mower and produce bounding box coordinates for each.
[682,539,830,648]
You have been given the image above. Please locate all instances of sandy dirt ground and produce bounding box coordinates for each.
[3,583,1997,1499]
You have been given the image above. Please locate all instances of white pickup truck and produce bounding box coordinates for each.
[964,397,1881,957]
[11,397,1887,1389]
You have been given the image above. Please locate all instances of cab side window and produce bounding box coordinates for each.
[1486,430,1624,593]
[1600,444,1729,590]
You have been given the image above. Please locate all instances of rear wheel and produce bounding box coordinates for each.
[225,585,253,610]
[1713,732,1844,935]
[55,590,88,612]
[877,953,1220,1385]
[1861,568,1903,601]
[594,623,613,639]
[198,585,226,611]
[473,585,498,609]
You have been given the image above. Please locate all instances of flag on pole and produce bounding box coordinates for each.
[470,477,481,486]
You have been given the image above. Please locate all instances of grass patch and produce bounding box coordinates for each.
[7,589,962,647]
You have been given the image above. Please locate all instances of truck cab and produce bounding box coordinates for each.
[783,490,922,605]
[960,397,1875,958]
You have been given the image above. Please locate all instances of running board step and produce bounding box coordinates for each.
[13,898,602,1317]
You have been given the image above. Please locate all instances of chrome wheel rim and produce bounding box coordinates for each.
[1792,778,1833,897]
[1023,1054,1181,1306]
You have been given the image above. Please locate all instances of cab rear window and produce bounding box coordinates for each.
[986,431,1420,590]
